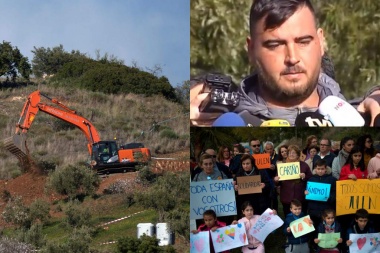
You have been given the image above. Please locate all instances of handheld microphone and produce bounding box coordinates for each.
[318,96,365,126]
[260,120,291,127]
[212,112,246,126]
[295,112,333,127]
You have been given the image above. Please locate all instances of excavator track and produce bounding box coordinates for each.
[3,135,32,171]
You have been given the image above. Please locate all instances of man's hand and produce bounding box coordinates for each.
[190,83,221,126]
[357,90,380,126]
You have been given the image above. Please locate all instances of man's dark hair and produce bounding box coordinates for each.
[203,209,217,219]
[249,0,316,34]
[320,138,332,147]
[355,208,369,220]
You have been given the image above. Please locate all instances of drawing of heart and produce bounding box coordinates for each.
[303,217,313,227]
[194,238,205,252]
[225,228,236,239]
[357,237,366,250]
[239,233,247,243]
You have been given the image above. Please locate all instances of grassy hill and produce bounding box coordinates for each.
[0,83,189,179]
[0,83,190,252]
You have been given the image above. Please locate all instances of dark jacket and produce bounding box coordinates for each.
[306,173,337,217]
[313,152,336,171]
[234,72,346,126]
[234,167,271,215]
[278,161,312,205]
[283,212,310,245]
[229,154,243,175]
[346,220,376,241]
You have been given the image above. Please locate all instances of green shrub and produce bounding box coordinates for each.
[17,223,46,248]
[47,164,100,199]
[2,197,30,228]
[159,129,179,139]
[65,200,92,228]
[116,234,175,253]
[29,199,51,225]
[0,237,35,252]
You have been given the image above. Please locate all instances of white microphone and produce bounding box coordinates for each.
[318,96,365,126]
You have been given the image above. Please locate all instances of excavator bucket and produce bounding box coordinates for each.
[3,134,31,170]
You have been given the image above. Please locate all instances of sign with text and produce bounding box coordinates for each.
[336,179,380,216]
[278,162,301,181]
[306,182,331,202]
[236,175,262,195]
[211,223,248,252]
[253,153,271,169]
[190,179,237,220]
[317,232,340,249]
[190,231,210,253]
[349,233,380,253]
[250,208,284,243]
[290,215,315,238]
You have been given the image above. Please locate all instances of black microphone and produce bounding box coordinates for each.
[295,112,333,127]
[212,112,246,126]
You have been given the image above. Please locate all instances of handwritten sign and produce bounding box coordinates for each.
[253,153,270,169]
[190,231,210,253]
[236,175,262,195]
[317,232,340,249]
[211,223,248,252]
[349,233,380,253]
[278,162,300,181]
[306,182,331,202]
[250,208,284,243]
[190,179,237,219]
[336,179,380,216]
[290,215,315,238]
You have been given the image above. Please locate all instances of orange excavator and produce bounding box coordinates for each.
[3,90,151,173]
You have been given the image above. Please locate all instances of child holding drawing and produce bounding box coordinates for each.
[283,199,311,253]
[232,201,266,253]
[305,159,337,250]
[191,209,230,253]
[346,209,376,251]
[314,209,342,253]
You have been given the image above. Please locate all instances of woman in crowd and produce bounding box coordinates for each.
[276,144,288,164]
[274,145,312,216]
[305,145,319,173]
[229,144,245,177]
[339,145,368,181]
[217,146,232,167]
[234,154,271,217]
[332,136,355,179]
[192,154,228,181]
[356,134,376,168]
[301,135,318,161]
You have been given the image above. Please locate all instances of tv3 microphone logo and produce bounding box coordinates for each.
[334,101,345,110]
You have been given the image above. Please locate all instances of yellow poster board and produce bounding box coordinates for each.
[336,179,380,216]
[277,162,300,181]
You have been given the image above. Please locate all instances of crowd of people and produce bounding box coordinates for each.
[191,134,380,252]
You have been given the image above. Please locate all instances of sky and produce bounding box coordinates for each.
[0,0,189,87]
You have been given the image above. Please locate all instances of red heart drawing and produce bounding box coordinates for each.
[239,233,247,243]
[194,238,205,252]
[357,237,366,250]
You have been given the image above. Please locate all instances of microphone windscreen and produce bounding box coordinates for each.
[212,112,246,127]
[295,112,333,127]
[319,96,364,126]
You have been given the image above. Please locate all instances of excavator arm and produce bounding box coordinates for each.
[4,91,101,167]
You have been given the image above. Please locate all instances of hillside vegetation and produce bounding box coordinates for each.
[0,84,189,179]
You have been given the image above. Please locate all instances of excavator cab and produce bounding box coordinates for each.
[91,141,118,164]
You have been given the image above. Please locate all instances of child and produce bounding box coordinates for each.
[191,209,229,253]
[283,199,311,253]
[346,209,376,250]
[306,159,337,227]
[314,209,342,253]
[232,201,267,253]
